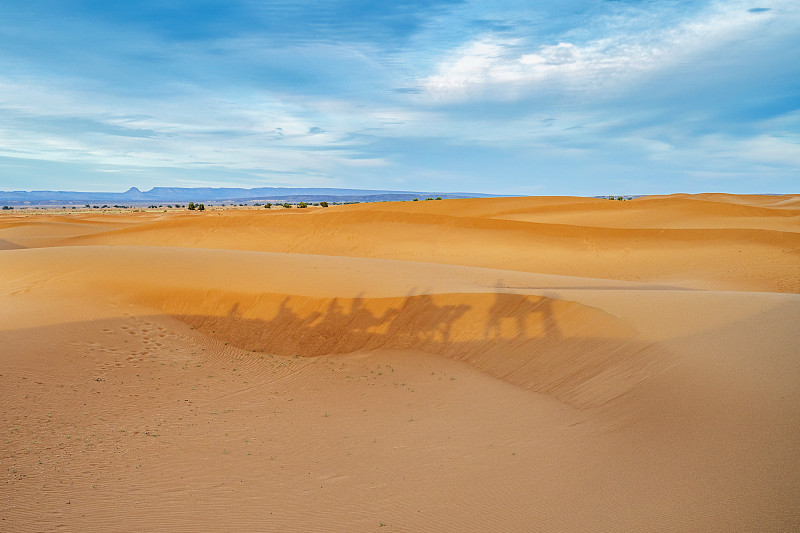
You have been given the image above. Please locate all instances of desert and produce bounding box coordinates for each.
[1,194,799,531]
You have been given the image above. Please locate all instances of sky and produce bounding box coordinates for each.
[0,0,798,195]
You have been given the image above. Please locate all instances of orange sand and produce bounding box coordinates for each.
[1,194,799,531]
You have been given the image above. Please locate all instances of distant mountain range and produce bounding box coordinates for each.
[0,186,499,206]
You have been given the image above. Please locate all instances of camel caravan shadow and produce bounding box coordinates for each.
[170,290,668,409]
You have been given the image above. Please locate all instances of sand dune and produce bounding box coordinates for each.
[1,194,799,531]
[22,195,795,292]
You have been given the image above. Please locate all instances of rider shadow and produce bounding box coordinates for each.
[349,295,400,336]
[380,291,471,350]
[185,281,565,359]
[483,283,562,341]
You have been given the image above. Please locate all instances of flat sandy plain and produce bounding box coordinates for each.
[1,194,799,532]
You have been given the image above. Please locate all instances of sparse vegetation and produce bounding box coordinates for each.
[319,201,328,207]
[298,201,307,208]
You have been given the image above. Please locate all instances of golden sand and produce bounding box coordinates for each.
[2,194,799,531]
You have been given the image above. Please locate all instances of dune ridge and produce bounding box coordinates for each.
[25,195,794,293]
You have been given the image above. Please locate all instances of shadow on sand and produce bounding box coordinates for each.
[173,286,668,408]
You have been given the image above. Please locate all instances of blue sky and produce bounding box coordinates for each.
[0,0,797,195]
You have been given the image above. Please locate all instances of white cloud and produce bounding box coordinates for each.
[336,157,390,168]
[729,135,800,167]
[638,132,800,181]
[0,76,412,181]
[421,0,793,101]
